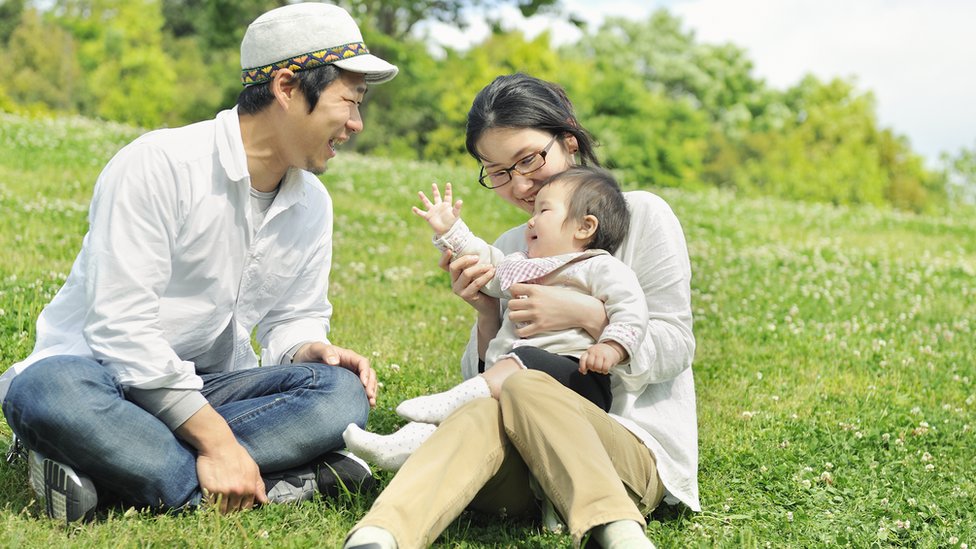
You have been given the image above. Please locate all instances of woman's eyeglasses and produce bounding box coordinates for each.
[478,134,559,189]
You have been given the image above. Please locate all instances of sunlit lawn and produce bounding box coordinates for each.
[1,113,974,547]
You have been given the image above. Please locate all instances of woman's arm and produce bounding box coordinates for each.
[614,191,696,386]
[440,251,501,367]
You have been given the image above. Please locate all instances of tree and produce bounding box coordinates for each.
[577,11,766,126]
[336,0,560,41]
[729,76,911,207]
[0,0,26,46]
[4,8,82,112]
[54,0,177,126]
[942,142,976,205]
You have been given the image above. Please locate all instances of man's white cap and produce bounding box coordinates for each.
[240,2,398,86]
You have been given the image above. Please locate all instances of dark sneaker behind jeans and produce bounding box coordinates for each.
[28,450,98,523]
[264,450,375,504]
[317,450,375,498]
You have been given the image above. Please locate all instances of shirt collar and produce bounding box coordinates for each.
[215,107,249,183]
[217,107,307,210]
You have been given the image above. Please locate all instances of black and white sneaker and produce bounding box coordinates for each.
[28,451,98,523]
[263,466,318,504]
[316,450,375,499]
[264,450,375,504]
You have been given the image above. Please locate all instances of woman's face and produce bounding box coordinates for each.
[475,127,578,214]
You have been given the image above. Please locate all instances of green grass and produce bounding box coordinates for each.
[1,111,974,547]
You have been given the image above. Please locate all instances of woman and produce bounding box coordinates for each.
[345,73,699,549]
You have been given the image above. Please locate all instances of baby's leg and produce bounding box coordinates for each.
[509,346,613,411]
[395,375,492,424]
[342,422,437,471]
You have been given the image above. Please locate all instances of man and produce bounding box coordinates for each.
[0,2,397,523]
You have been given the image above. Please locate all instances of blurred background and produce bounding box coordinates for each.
[2,0,974,213]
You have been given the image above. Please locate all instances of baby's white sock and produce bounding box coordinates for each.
[342,422,437,472]
[344,525,397,549]
[591,520,656,549]
[395,376,491,424]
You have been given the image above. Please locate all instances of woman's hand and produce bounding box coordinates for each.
[440,250,501,359]
[439,250,499,316]
[506,283,608,339]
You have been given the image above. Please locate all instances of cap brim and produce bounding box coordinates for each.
[334,54,398,84]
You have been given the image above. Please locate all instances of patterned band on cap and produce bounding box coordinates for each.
[241,42,370,86]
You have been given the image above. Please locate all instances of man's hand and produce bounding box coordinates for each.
[412,182,462,236]
[293,342,378,407]
[175,404,267,513]
[579,341,626,375]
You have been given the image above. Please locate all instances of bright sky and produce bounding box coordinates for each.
[419,0,976,166]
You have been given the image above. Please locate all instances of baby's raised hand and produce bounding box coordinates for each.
[412,182,463,236]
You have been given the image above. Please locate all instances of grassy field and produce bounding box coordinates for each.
[0,112,974,548]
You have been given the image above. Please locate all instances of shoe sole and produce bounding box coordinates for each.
[43,459,97,523]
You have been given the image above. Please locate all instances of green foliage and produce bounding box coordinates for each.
[721,76,937,210]
[583,69,709,189]
[0,0,26,46]
[942,141,976,205]
[424,30,578,165]
[337,0,559,39]
[0,3,953,211]
[3,9,82,112]
[347,27,444,161]
[1,113,975,547]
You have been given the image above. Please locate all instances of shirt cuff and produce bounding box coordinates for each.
[125,387,210,431]
[283,341,315,364]
[432,218,473,253]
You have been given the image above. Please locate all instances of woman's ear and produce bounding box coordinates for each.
[575,214,598,242]
[563,133,579,156]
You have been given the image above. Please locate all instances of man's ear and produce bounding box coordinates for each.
[271,69,300,110]
[575,214,598,242]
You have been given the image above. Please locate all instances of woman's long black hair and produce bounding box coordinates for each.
[465,73,600,167]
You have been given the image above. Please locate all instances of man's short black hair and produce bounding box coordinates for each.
[237,64,341,115]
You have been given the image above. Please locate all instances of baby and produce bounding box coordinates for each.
[344,166,648,469]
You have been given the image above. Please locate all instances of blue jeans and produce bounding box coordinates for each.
[2,355,368,510]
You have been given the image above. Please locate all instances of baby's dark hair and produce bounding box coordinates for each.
[548,166,630,254]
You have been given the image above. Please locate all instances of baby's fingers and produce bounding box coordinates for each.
[430,183,443,203]
[417,190,434,209]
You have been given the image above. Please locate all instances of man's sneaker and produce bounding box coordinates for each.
[27,451,98,523]
[263,466,318,504]
[316,450,375,499]
[263,450,375,504]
